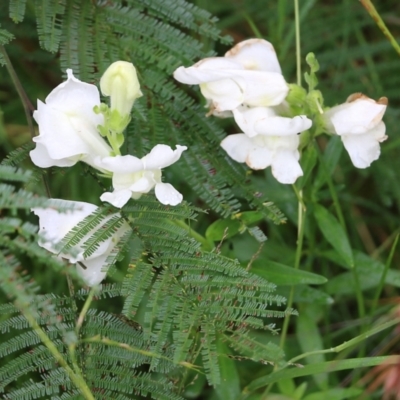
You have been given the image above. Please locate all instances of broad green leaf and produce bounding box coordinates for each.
[243,356,399,393]
[206,219,242,241]
[238,210,264,225]
[251,260,327,285]
[314,204,354,268]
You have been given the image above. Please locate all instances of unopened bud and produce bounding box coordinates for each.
[100,61,142,117]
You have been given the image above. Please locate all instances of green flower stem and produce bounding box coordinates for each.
[279,188,305,350]
[107,131,122,156]
[287,316,400,365]
[173,219,214,251]
[19,303,94,400]
[360,0,400,57]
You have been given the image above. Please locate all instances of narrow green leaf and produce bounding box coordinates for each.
[252,260,327,285]
[297,305,328,389]
[243,356,399,392]
[313,135,342,190]
[314,204,354,268]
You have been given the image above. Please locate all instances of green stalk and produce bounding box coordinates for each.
[19,303,94,399]
[360,0,400,57]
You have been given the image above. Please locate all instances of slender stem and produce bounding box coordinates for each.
[287,316,400,365]
[360,0,400,57]
[19,302,94,399]
[69,287,97,376]
[0,45,35,138]
[294,0,301,86]
[76,286,97,333]
[279,189,305,350]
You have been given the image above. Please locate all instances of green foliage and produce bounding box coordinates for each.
[2,0,400,399]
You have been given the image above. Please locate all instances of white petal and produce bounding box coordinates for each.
[225,39,282,73]
[32,73,112,167]
[255,115,312,136]
[220,134,254,163]
[100,189,133,208]
[271,149,303,184]
[173,58,244,84]
[96,155,143,173]
[32,200,97,252]
[141,145,187,170]
[30,142,79,168]
[76,257,108,287]
[324,95,387,135]
[128,175,155,193]
[155,182,183,205]
[200,80,244,111]
[46,69,104,129]
[246,146,273,170]
[341,121,387,168]
[232,107,275,137]
[240,71,289,107]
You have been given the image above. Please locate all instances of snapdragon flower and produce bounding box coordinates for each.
[97,144,187,208]
[32,199,131,286]
[324,93,388,168]
[221,107,312,184]
[173,39,288,114]
[30,70,112,169]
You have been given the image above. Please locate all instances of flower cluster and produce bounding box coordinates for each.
[174,39,312,184]
[31,61,187,285]
[174,38,388,182]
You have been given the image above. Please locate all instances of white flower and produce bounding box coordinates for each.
[173,39,288,114]
[30,70,112,169]
[97,145,187,208]
[324,93,388,168]
[100,61,142,117]
[221,107,312,184]
[32,199,131,286]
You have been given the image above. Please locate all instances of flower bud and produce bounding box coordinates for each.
[100,61,142,117]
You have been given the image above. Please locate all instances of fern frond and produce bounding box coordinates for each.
[9,0,28,23]
[35,0,66,53]
[1,143,34,167]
